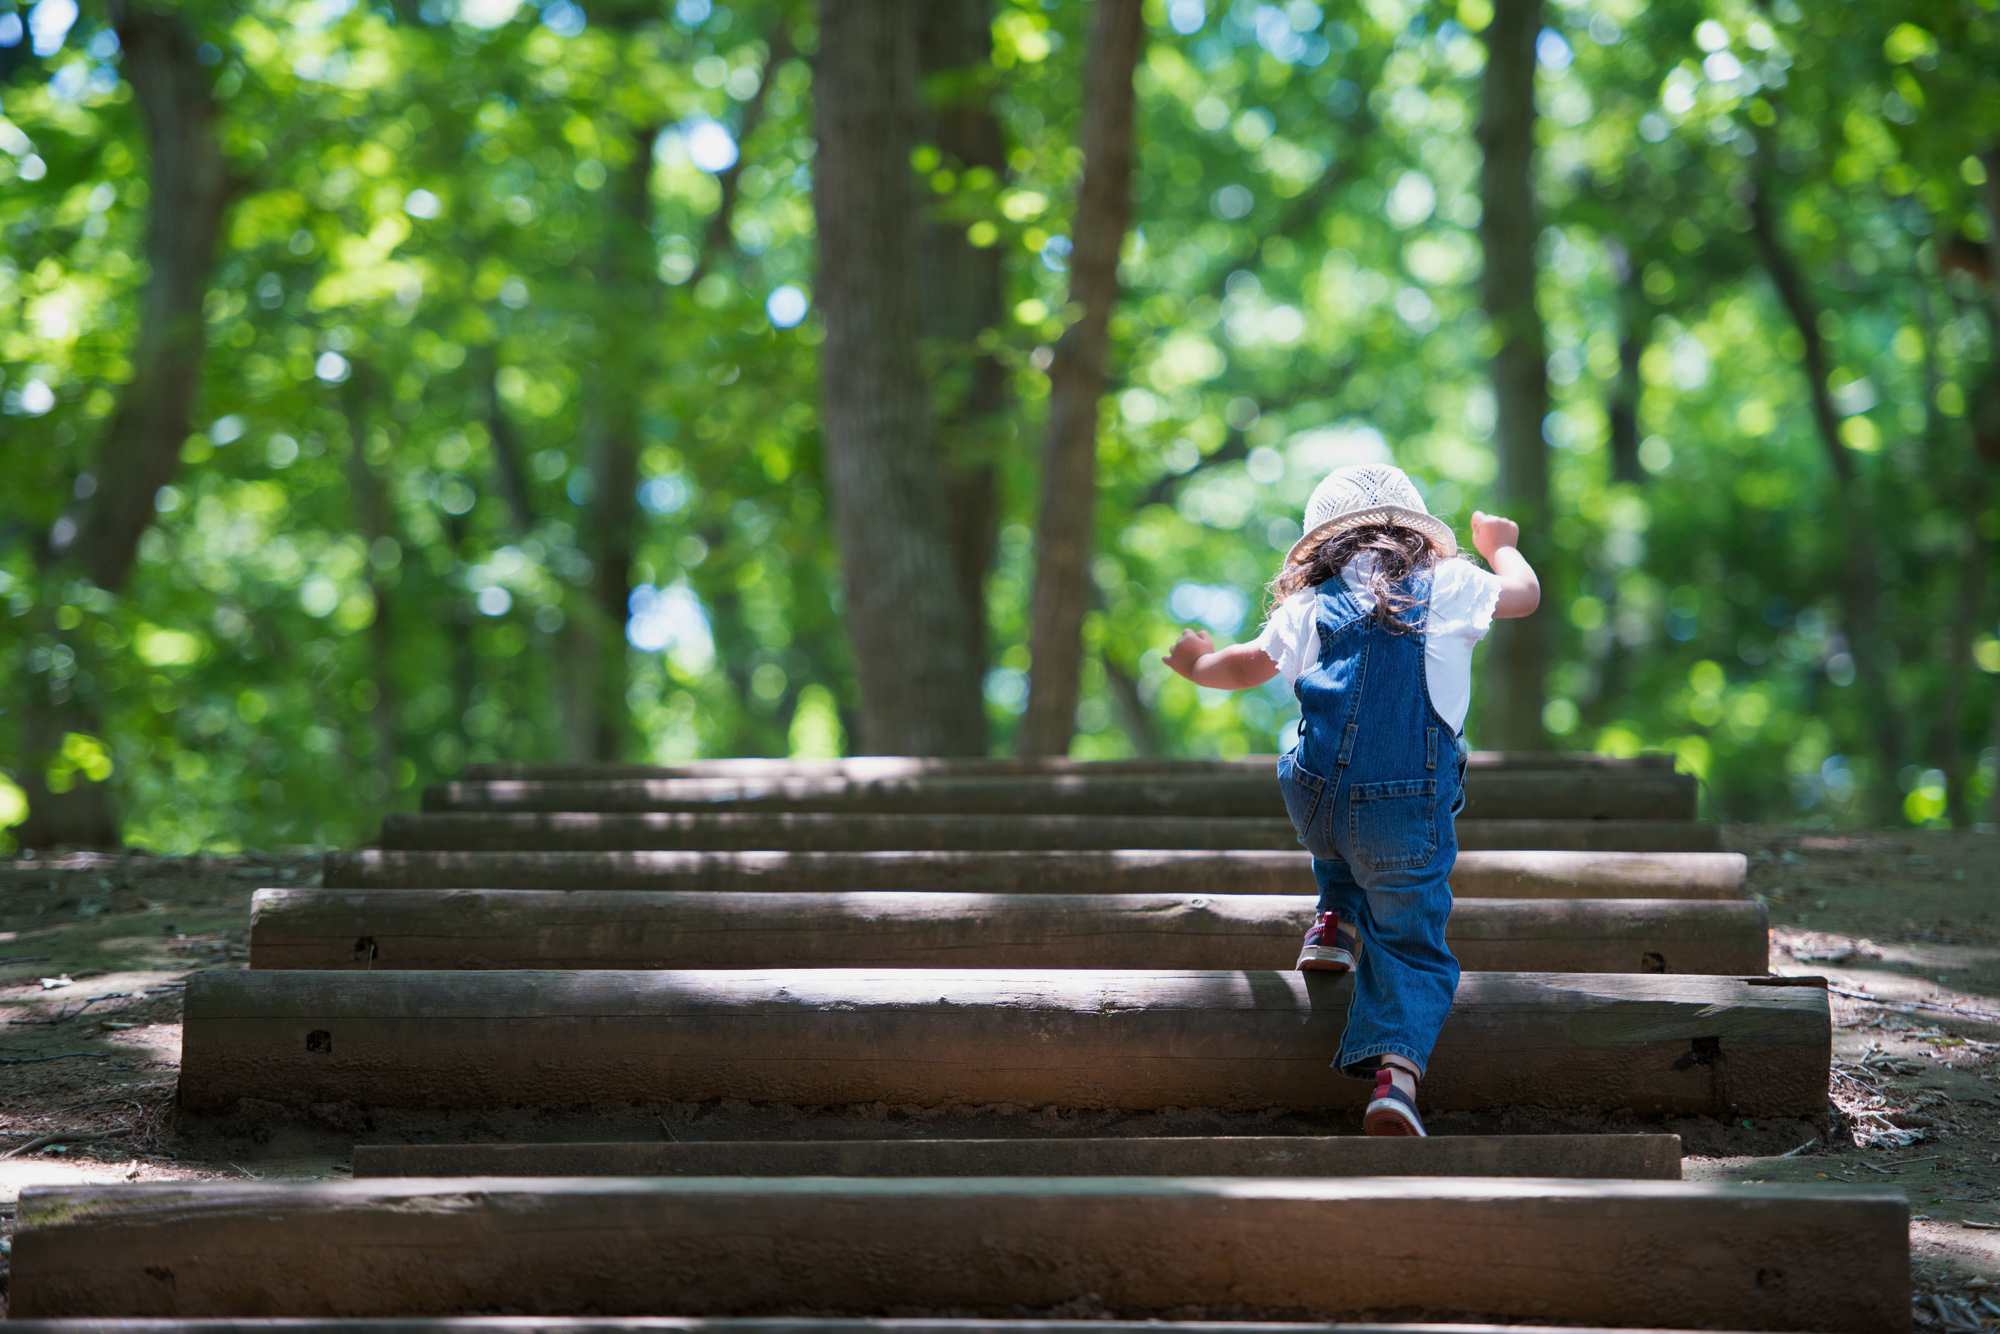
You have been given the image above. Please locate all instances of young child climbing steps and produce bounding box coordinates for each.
[1163,464,1541,1137]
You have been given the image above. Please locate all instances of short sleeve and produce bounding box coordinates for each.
[1247,591,1317,683]
[1429,559,1504,643]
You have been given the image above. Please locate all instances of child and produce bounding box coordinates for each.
[1163,464,1540,1136]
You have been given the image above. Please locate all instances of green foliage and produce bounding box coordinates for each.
[2,0,1999,849]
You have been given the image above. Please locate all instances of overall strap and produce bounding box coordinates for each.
[1401,565,1435,636]
[1310,569,1371,645]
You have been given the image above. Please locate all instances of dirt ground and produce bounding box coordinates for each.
[0,830,1997,1325]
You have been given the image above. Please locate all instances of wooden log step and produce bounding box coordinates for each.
[463,750,1682,780]
[178,969,1830,1117]
[0,1323,1816,1334]
[0,1323,1819,1334]
[322,848,1749,898]
[9,1176,1908,1329]
[375,812,1724,854]
[351,1133,1684,1179]
[249,890,1770,976]
[421,769,1698,823]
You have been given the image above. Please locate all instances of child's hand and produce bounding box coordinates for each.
[1163,628,1214,681]
[1471,510,1521,560]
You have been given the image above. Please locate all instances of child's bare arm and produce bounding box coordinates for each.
[1471,511,1541,618]
[1162,628,1281,689]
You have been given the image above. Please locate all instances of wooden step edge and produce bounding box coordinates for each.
[0,1322,1799,1333]
[349,1132,1685,1180]
[9,1177,1909,1331]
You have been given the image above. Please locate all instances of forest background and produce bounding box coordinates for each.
[1,0,1997,852]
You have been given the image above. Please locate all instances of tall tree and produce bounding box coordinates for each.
[813,0,984,753]
[1474,0,1549,751]
[339,364,401,795]
[578,124,660,763]
[19,0,234,847]
[919,0,1008,721]
[1019,0,1145,756]
[1747,129,1902,813]
[1602,237,1648,486]
[1977,149,2000,828]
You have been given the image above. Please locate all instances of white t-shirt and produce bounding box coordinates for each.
[1248,555,1504,735]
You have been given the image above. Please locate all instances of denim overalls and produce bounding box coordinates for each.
[1276,565,1466,1078]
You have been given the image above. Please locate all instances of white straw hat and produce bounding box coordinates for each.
[1285,464,1457,567]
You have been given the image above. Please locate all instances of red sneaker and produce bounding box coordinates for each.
[1296,910,1360,972]
[1362,1068,1426,1137]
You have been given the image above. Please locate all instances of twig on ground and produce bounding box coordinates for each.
[61,1096,149,1114]
[1,1129,130,1160]
[0,1051,109,1065]
[1829,986,2000,1026]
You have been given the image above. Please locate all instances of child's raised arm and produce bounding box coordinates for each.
[1162,628,1280,690]
[1471,511,1541,619]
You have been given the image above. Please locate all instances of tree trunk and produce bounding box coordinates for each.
[1937,474,1985,826]
[1977,147,2000,828]
[1018,0,1145,756]
[340,365,401,795]
[583,125,658,764]
[1475,0,1549,751]
[1746,185,1848,486]
[18,1,234,848]
[691,27,791,288]
[443,510,479,773]
[813,0,984,755]
[1602,238,1646,486]
[1747,159,1901,812]
[1903,242,1983,826]
[1103,655,1160,757]
[477,345,538,535]
[919,0,1008,707]
[64,2,233,592]
[12,683,116,853]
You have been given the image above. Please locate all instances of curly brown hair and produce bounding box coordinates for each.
[1266,523,1444,633]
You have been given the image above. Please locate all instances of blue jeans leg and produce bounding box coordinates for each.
[1312,853,1459,1078]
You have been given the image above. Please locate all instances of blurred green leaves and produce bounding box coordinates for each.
[2,0,1999,846]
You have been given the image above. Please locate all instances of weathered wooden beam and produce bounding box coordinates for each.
[351,1133,1684,1180]
[250,889,1769,975]
[421,769,1698,822]
[463,751,1681,780]
[9,1176,1907,1330]
[322,848,1748,898]
[0,1324,1817,1334]
[178,968,1830,1117]
[0,1323,1819,1334]
[1448,850,1746,897]
[374,812,1723,854]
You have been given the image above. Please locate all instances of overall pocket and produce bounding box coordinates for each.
[1277,749,1337,860]
[1347,778,1439,871]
